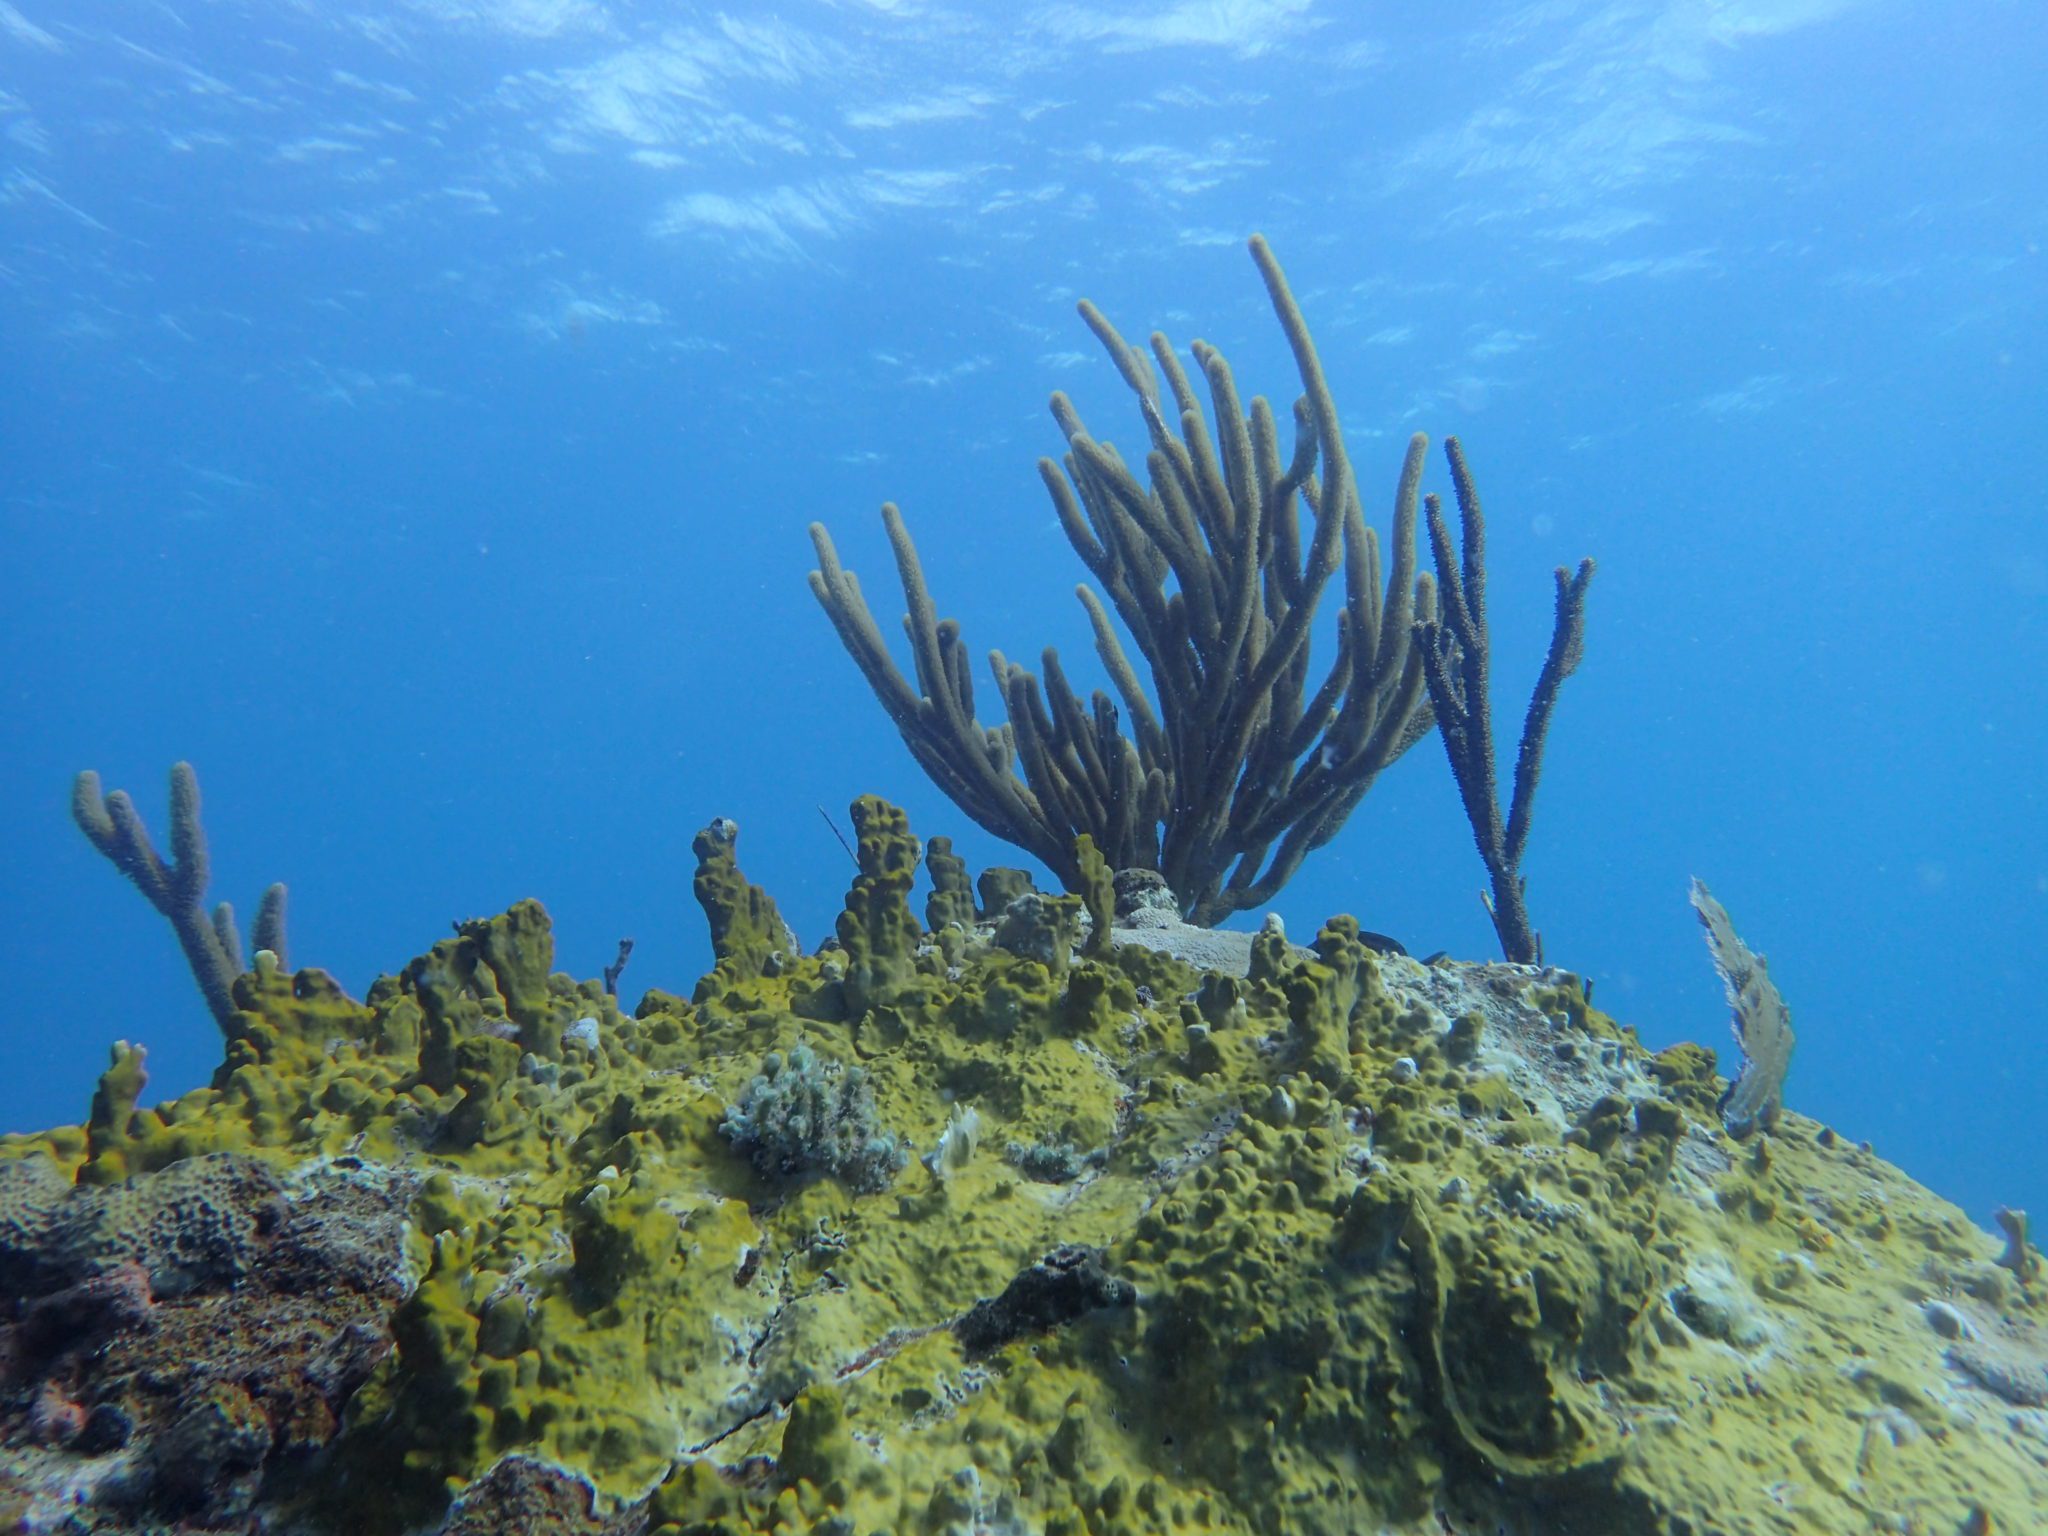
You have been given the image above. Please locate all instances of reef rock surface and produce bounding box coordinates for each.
[2,797,2042,1535]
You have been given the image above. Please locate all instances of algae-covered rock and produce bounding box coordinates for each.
[1,796,2041,1536]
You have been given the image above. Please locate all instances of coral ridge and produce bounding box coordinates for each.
[3,800,2040,1536]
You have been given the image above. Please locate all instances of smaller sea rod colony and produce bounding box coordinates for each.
[3,238,2041,1536]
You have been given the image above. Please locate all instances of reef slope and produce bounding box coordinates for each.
[3,800,2041,1535]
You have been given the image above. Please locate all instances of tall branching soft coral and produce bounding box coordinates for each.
[72,762,287,1036]
[1414,439,1595,964]
[809,236,1440,925]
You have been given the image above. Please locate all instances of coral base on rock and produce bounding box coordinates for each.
[3,798,2042,1535]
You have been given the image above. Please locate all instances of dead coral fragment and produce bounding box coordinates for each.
[1691,877,1795,1136]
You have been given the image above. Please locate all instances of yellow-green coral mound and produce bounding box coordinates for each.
[2,800,2042,1536]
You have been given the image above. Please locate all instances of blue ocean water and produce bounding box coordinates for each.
[1,0,2040,1231]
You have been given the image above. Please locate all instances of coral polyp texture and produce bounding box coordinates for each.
[4,799,2043,1535]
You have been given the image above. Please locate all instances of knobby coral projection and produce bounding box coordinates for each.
[812,235,1444,927]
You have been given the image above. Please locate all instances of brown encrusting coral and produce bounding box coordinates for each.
[0,1144,408,1527]
[810,236,1447,925]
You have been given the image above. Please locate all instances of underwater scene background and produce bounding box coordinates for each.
[3,1,2042,1227]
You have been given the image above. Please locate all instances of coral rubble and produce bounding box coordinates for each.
[3,802,2042,1535]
